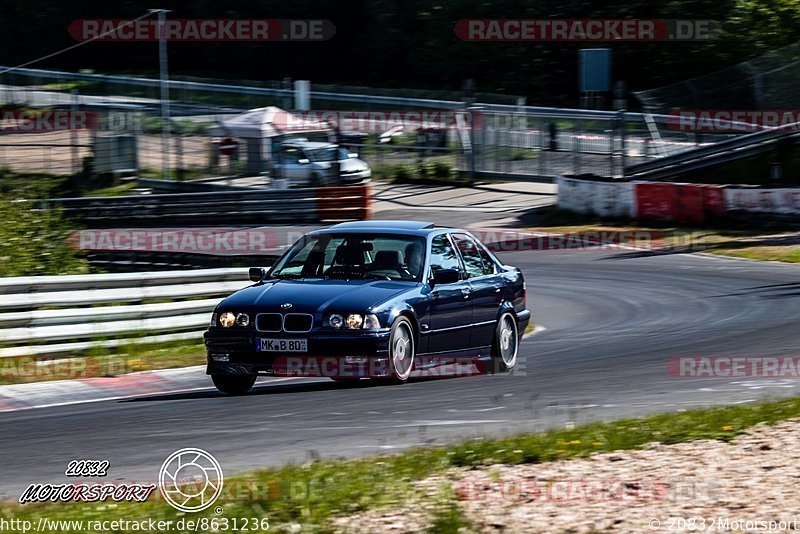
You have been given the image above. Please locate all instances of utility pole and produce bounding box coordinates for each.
[152,9,171,180]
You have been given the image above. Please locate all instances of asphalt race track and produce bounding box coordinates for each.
[1,249,799,497]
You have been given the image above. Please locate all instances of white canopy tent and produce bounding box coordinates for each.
[208,106,334,174]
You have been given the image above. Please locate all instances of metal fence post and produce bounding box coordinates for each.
[619,111,627,178]
[71,89,79,175]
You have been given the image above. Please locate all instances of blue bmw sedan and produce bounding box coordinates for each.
[205,221,530,394]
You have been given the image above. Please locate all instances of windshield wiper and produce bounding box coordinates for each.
[362,273,392,280]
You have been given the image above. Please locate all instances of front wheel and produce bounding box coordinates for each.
[490,312,518,373]
[374,317,415,385]
[212,374,256,395]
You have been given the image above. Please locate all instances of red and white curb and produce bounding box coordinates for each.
[0,366,302,414]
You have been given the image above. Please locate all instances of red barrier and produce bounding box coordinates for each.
[315,185,372,220]
[700,185,726,216]
[635,183,676,221]
[673,184,705,225]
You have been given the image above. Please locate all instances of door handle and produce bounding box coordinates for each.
[461,288,471,298]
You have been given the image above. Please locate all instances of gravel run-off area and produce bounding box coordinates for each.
[333,420,800,533]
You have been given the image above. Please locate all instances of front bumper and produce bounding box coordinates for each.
[339,169,371,184]
[516,309,532,335]
[204,328,391,378]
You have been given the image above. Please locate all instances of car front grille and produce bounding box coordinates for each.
[255,313,282,332]
[283,313,313,333]
[255,313,313,333]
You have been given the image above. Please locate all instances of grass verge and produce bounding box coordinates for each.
[4,395,800,531]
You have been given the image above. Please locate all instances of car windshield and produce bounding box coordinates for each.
[269,234,426,281]
[307,147,349,162]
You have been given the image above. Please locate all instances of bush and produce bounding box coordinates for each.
[0,198,89,277]
[386,158,468,186]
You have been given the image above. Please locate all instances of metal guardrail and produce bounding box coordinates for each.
[32,185,371,227]
[625,121,800,180]
[0,268,252,358]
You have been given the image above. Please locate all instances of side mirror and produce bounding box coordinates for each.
[348,152,359,158]
[298,158,310,164]
[430,268,460,287]
[249,267,267,283]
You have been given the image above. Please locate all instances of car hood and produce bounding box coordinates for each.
[338,158,369,172]
[219,278,416,314]
[310,158,368,172]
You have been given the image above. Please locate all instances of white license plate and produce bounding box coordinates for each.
[257,338,308,352]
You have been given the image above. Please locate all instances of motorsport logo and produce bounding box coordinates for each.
[69,19,335,41]
[159,448,224,512]
[17,449,224,513]
[19,459,156,504]
[455,19,717,41]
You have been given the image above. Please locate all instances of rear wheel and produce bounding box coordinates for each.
[374,317,415,385]
[212,374,256,395]
[490,312,518,373]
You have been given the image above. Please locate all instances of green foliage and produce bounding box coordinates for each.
[383,158,469,186]
[141,117,213,135]
[3,0,799,101]
[0,198,89,277]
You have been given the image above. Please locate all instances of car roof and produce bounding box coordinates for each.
[309,220,456,237]
[280,140,336,149]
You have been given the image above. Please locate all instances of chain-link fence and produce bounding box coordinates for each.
[0,65,733,182]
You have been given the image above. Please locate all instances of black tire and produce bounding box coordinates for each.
[490,311,519,373]
[212,374,256,395]
[373,316,415,385]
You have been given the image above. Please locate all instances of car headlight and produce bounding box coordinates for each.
[236,313,250,327]
[329,313,381,329]
[363,314,380,329]
[219,312,236,328]
[210,312,218,327]
[328,313,344,329]
[345,314,363,329]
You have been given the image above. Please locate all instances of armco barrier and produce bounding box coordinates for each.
[558,176,799,223]
[40,185,372,227]
[0,268,251,358]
